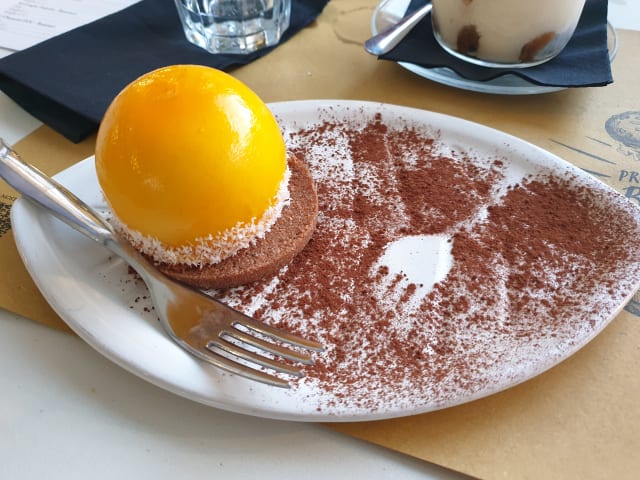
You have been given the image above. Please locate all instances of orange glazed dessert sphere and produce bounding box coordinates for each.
[95,65,289,266]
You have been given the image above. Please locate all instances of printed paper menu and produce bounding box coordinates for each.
[0,0,138,51]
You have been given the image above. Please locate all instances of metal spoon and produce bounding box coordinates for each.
[364,2,432,56]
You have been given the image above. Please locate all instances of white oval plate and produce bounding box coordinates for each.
[11,100,640,422]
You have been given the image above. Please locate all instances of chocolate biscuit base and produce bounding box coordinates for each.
[156,156,318,290]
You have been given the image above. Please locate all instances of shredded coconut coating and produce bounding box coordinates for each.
[111,166,291,267]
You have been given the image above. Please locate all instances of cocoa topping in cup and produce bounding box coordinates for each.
[457,25,480,55]
[520,31,556,62]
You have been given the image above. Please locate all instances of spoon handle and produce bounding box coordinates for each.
[364,2,432,56]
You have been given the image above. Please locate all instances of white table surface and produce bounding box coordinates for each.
[1,2,637,479]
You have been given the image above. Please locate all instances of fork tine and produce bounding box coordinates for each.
[207,337,305,377]
[232,316,324,352]
[198,348,292,388]
[226,329,315,364]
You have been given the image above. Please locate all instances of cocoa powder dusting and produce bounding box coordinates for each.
[208,109,640,416]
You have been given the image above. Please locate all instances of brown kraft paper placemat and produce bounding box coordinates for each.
[0,128,95,333]
[1,1,639,478]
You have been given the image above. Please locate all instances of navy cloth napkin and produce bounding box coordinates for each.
[381,0,612,88]
[0,0,329,143]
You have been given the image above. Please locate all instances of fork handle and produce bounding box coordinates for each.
[0,139,174,290]
[0,138,115,245]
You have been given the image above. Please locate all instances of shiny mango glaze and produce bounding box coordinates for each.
[95,65,286,249]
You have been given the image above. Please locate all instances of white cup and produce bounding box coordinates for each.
[431,0,587,68]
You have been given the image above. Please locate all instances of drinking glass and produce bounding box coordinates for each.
[174,0,291,54]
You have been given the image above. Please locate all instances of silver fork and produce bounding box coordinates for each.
[0,139,323,388]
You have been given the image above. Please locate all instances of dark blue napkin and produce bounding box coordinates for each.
[0,0,329,143]
[381,0,612,88]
